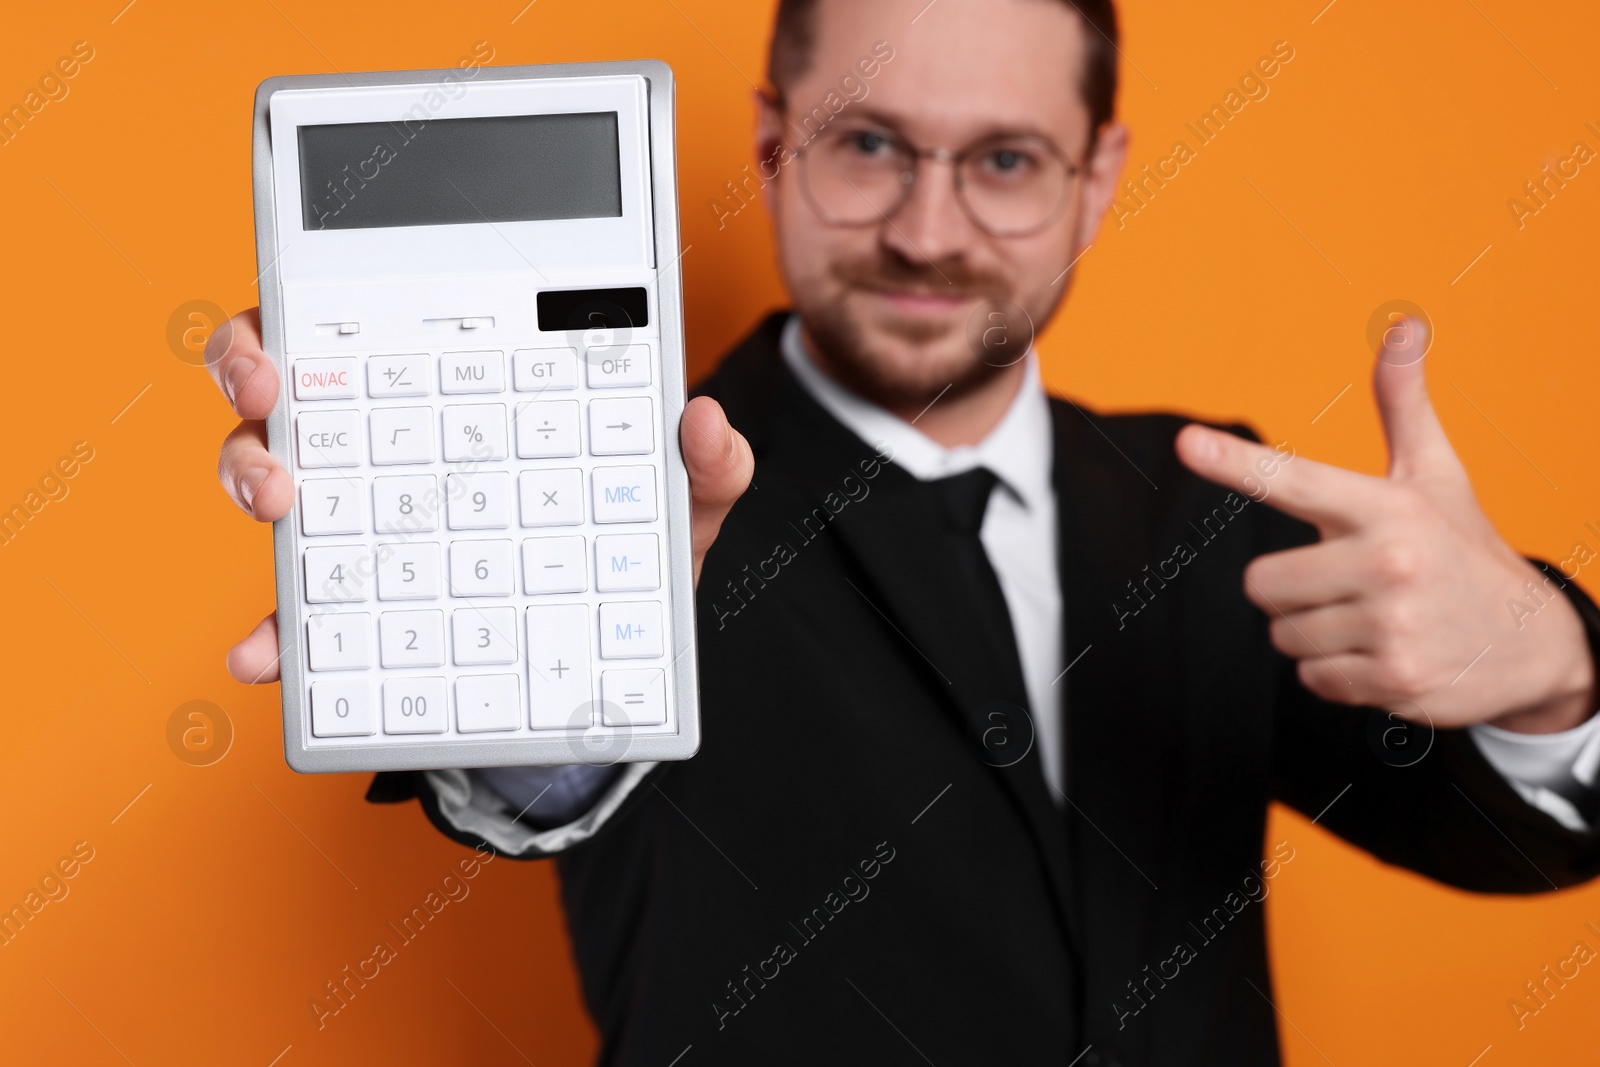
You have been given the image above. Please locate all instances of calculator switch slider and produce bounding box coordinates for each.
[527,604,593,730]
[296,409,361,468]
[293,357,358,400]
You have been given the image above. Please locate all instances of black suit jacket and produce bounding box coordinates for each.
[372,313,1600,1066]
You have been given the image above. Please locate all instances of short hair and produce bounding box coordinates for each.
[765,0,1120,136]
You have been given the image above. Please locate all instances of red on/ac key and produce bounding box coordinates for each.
[293,356,359,400]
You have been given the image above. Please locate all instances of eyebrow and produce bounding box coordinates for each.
[824,105,1065,147]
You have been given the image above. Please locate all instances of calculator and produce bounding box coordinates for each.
[250,61,699,773]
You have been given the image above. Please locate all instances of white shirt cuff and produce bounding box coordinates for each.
[475,764,621,825]
[421,762,656,857]
[1470,712,1600,832]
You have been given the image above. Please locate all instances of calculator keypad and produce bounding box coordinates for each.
[292,343,676,745]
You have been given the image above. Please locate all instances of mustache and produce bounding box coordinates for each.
[830,255,1011,302]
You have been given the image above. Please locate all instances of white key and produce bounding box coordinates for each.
[592,466,657,524]
[446,471,513,530]
[585,343,653,389]
[456,674,521,732]
[307,612,372,671]
[523,536,587,595]
[450,539,516,597]
[442,404,509,462]
[301,477,365,536]
[368,353,430,398]
[304,545,371,603]
[441,350,506,394]
[594,534,660,593]
[513,347,578,393]
[382,676,448,734]
[452,606,518,665]
[601,669,667,727]
[375,541,443,600]
[588,397,654,456]
[514,400,581,459]
[599,601,664,659]
[369,407,435,465]
[373,474,440,534]
[293,357,358,400]
[519,468,584,527]
[296,409,361,468]
[379,609,446,668]
[311,679,376,737]
[527,604,593,729]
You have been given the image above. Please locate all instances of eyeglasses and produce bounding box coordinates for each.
[792,121,1082,238]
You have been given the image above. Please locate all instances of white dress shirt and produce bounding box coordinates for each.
[446,313,1599,851]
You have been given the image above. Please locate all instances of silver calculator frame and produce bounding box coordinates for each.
[251,60,701,774]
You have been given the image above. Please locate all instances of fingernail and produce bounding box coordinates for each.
[722,417,736,460]
[224,359,253,407]
[1187,428,1217,461]
[239,467,269,511]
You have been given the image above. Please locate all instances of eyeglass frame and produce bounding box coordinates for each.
[767,98,1090,238]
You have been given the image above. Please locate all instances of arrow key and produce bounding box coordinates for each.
[589,397,654,456]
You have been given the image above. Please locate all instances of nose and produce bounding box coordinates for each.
[879,156,980,266]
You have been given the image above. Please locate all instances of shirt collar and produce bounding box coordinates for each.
[778,313,1053,513]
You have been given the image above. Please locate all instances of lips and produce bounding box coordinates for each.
[857,285,985,310]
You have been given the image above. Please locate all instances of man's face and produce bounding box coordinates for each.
[758,0,1126,412]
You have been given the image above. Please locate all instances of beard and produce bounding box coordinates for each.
[795,249,1043,412]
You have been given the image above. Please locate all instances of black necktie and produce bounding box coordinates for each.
[928,467,1031,716]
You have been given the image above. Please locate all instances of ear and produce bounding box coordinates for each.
[1073,120,1129,247]
[754,89,788,215]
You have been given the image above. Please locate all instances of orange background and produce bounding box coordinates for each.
[3,0,1598,1063]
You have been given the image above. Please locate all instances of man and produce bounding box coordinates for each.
[209,0,1600,1062]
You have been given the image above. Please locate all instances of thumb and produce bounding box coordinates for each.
[680,395,754,587]
[1372,316,1461,482]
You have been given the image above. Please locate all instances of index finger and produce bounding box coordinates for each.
[1175,423,1381,533]
[203,308,278,421]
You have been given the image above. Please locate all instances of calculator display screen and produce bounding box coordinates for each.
[298,112,623,231]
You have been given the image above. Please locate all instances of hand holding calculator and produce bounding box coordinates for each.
[219,60,750,773]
